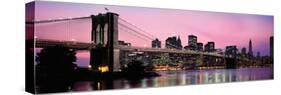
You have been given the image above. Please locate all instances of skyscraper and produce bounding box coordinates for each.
[257,51,260,59]
[188,35,197,50]
[225,45,237,57]
[248,39,253,59]
[177,36,183,49]
[152,38,161,48]
[166,36,176,49]
[241,47,247,57]
[204,41,215,52]
[165,36,182,49]
[197,42,203,51]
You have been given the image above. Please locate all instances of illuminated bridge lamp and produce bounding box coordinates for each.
[87,65,92,70]
[98,65,109,73]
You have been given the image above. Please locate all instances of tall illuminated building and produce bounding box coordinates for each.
[188,35,197,50]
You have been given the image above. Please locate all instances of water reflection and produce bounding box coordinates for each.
[71,67,273,91]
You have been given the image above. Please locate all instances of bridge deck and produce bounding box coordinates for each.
[35,39,249,59]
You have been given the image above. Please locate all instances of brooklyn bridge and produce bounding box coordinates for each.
[27,12,251,72]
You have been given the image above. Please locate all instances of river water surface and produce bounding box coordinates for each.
[70,67,273,91]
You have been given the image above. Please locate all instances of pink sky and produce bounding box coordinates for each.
[27,1,273,56]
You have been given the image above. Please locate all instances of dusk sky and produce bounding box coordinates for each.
[28,1,273,56]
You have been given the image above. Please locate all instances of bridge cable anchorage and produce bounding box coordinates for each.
[25,16,91,24]
[118,17,156,39]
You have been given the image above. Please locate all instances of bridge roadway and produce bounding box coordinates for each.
[35,39,231,58]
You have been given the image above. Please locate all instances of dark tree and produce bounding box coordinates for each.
[121,60,160,80]
[35,46,77,93]
[121,60,146,77]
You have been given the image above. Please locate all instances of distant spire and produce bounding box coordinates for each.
[248,38,253,59]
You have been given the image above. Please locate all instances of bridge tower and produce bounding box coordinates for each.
[90,12,119,72]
